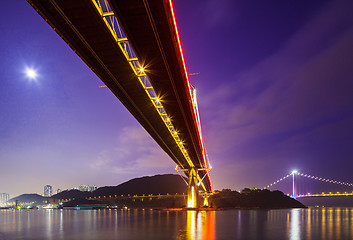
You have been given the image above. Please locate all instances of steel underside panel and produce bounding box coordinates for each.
[27,0,190,169]
[108,0,211,190]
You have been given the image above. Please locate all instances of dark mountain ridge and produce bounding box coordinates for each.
[52,189,91,200]
[92,174,187,197]
[8,194,48,204]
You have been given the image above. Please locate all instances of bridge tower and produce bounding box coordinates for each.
[292,170,297,199]
[187,168,198,208]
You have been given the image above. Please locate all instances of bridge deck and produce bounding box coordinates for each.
[27,0,211,191]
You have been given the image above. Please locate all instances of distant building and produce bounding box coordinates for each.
[0,193,10,204]
[44,185,52,197]
[55,189,61,195]
[78,185,97,192]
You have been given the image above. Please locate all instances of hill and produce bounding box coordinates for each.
[91,174,187,197]
[8,194,48,204]
[210,188,305,208]
[62,174,187,208]
[51,189,90,200]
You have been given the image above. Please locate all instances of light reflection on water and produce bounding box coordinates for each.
[0,208,353,239]
[185,211,215,240]
[290,208,300,240]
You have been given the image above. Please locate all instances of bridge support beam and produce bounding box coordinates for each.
[187,168,198,208]
[203,194,209,207]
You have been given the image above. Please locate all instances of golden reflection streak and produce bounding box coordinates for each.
[336,208,341,240]
[166,211,170,229]
[134,209,138,230]
[344,208,349,237]
[328,208,333,240]
[185,211,215,240]
[322,208,326,239]
[203,211,215,240]
[351,208,353,238]
[187,211,196,240]
[141,208,146,231]
[315,208,319,237]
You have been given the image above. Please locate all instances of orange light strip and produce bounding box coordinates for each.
[297,192,353,197]
[168,0,212,191]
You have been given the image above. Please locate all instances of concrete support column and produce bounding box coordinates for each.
[187,168,198,208]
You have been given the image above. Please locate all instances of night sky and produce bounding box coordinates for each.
[1,0,353,197]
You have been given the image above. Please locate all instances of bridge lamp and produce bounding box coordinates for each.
[291,170,298,175]
[139,67,144,73]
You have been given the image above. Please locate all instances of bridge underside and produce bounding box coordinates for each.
[27,0,211,195]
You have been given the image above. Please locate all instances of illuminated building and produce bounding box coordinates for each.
[44,185,52,197]
[78,185,97,192]
[0,193,9,204]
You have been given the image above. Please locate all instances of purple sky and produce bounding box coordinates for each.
[1,0,353,197]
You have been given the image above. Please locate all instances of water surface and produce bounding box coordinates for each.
[1,208,352,239]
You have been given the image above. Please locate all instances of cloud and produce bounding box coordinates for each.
[89,150,111,169]
[201,1,353,168]
[90,126,172,175]
[194,0,235,29]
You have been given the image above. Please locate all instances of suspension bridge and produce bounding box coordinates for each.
[264,170,353,199]
[27,0,212,208]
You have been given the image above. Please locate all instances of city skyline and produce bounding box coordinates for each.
[1,1,353,197]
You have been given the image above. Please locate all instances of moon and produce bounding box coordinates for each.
[24,67,38,80]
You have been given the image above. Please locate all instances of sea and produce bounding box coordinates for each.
[0,207,352,240]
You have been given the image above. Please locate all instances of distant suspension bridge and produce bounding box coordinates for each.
[263,171,353,199]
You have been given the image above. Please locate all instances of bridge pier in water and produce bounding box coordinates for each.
[187,168,198,208]
[203,193,210,207]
